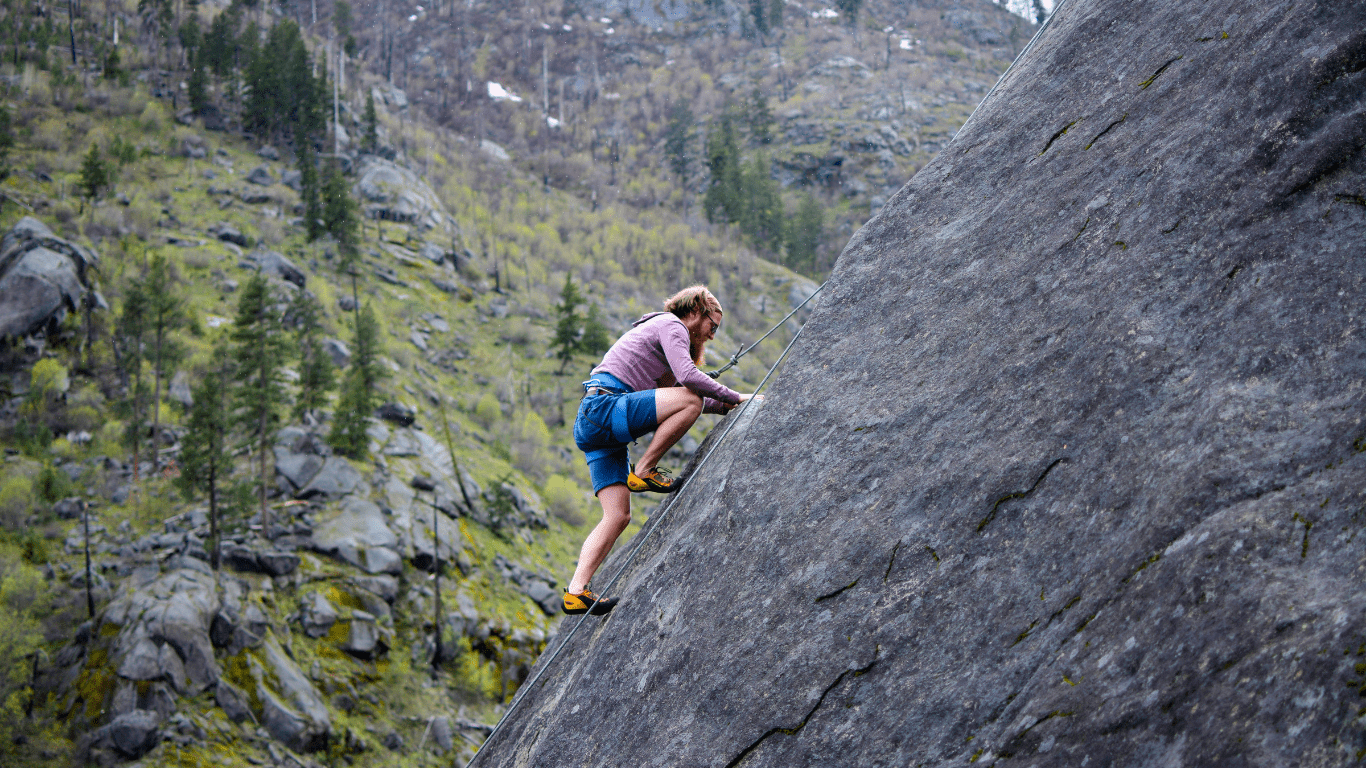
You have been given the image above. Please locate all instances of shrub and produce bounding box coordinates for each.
[474,393,501,429]
[0,477,33,527]
[542,474,586,526]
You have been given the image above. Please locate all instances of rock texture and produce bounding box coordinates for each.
[0,216,98,338]
[486,2,1366,766]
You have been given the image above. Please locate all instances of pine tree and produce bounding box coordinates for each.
[231,274,291,539]
[145,253,185,473]
[580,303,611,358]
[242,20,325,143]
[747,88,774,145]
[322,159,360,262]
[79,144,109,204]
[328,303,383,457]
[298,142,324,241]
[553,274,584,374]
[663,100,694,188]
[703,114,743,225]
[784,191,824,274]
[116,283,149,480]
[177,350,233,569]
[361,90,378,154]
[291,291,334,422]
[739,154,784,254]
[188,53,209,114]
[835,0,861,26]
[750,0,768,36]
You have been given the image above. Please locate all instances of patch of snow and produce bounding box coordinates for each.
[487,81,523,102]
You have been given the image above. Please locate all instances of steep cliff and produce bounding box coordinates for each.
[482,0,1366,765]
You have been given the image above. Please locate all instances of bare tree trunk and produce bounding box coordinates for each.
[432,495,442,672]
[68,0,77,64]
[83,504,95,617]
[151,328,163,472]
[259,400,270,539]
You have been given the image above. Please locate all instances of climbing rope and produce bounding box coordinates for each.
[950,0,1074,145]
[706,281,826,379]
[465,320,814,767]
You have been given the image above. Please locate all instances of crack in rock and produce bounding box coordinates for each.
[723,659,878,768]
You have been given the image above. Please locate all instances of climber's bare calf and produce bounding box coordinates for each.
[568,386,705,594]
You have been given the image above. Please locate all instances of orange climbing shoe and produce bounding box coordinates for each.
[627,465,676,493]
[563,588,617,616]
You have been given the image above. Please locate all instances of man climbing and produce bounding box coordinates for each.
[563,285,756,615]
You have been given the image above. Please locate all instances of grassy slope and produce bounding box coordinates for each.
[0,60,820,766]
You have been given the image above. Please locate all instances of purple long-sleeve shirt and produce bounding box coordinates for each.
[592,312,741,414]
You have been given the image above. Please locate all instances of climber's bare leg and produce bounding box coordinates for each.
[568,483,631,593]
[635,388,703,475]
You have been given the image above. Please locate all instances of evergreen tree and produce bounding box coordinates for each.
[188,55,209,114]
[580,303,611,358]
[145,254,185,473]
[115,284,149,480]
[703,114,743,225]
[784,191,824,274]
[361,90,378,154]
[553,274,584,374]
[768,0,783,27]
[0,105,13,175]
[328,303,384,457]
[291,291,335,422]
[322,159,360,261]
[177,350,233,569]
[79,144,109,203]
[747,88,774,145]
[750,0,768,36]
[242,20,325,143]
[231,274,290,539]
[739,154,784,254]
[835,0,861,26]
[299,142,324,241]
[663,100,694,187]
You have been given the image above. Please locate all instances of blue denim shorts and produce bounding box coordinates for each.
[573,373,658,494]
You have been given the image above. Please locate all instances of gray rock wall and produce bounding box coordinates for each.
[485,0,1366,765]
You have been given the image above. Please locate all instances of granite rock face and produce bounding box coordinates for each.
[487,2,1366,766]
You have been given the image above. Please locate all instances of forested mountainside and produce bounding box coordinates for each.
[0,0,1036,763]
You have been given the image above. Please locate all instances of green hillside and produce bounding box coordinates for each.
[0,0,1029,763]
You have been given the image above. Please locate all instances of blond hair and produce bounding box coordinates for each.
[663,285,723,319]
[663,285,722,367]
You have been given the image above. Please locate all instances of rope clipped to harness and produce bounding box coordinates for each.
[705,281,825,380]
[465,322,812,767]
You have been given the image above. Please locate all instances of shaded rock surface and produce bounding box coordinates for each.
[487,2,1366,766]
[0,216,98,338]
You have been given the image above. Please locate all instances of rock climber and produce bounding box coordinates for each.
[563,285,757,615]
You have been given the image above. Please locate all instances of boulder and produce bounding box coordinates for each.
[340,615,389,660]
[209,222,249,247]
[100,566,220,694]
[354,155,453,233]
[281,169,303,191]
[257,550,299,576]
[215,680,255,724]
[0,216,98,338]
[479,2,1366,766]
[239,188,274,204]
[275,447,325,490]
[253,250,305,288]
[246,164,275,185]
[429,716,453,754]
[311,497,400,573]
[259,635,330,752]
[107,709,161,758]
[169,370,193,406]
[300,591,338,638]
[323,338,351,367]
[298,456,362,498]
[257,145,280,161]
[376,402,416,427]
[53,497,86,520]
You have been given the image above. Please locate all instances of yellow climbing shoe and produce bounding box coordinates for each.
[563,588,617,616]
[627,465,676,493]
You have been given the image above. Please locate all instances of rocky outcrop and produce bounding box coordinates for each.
[353,155,454,234]
[311,496,402,574]
[0,216,99,338]
[485,1,1366,766]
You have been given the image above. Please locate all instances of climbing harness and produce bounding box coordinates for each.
[951,0,1073,144]
[706,281,826,379]
[465,319,814,767]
